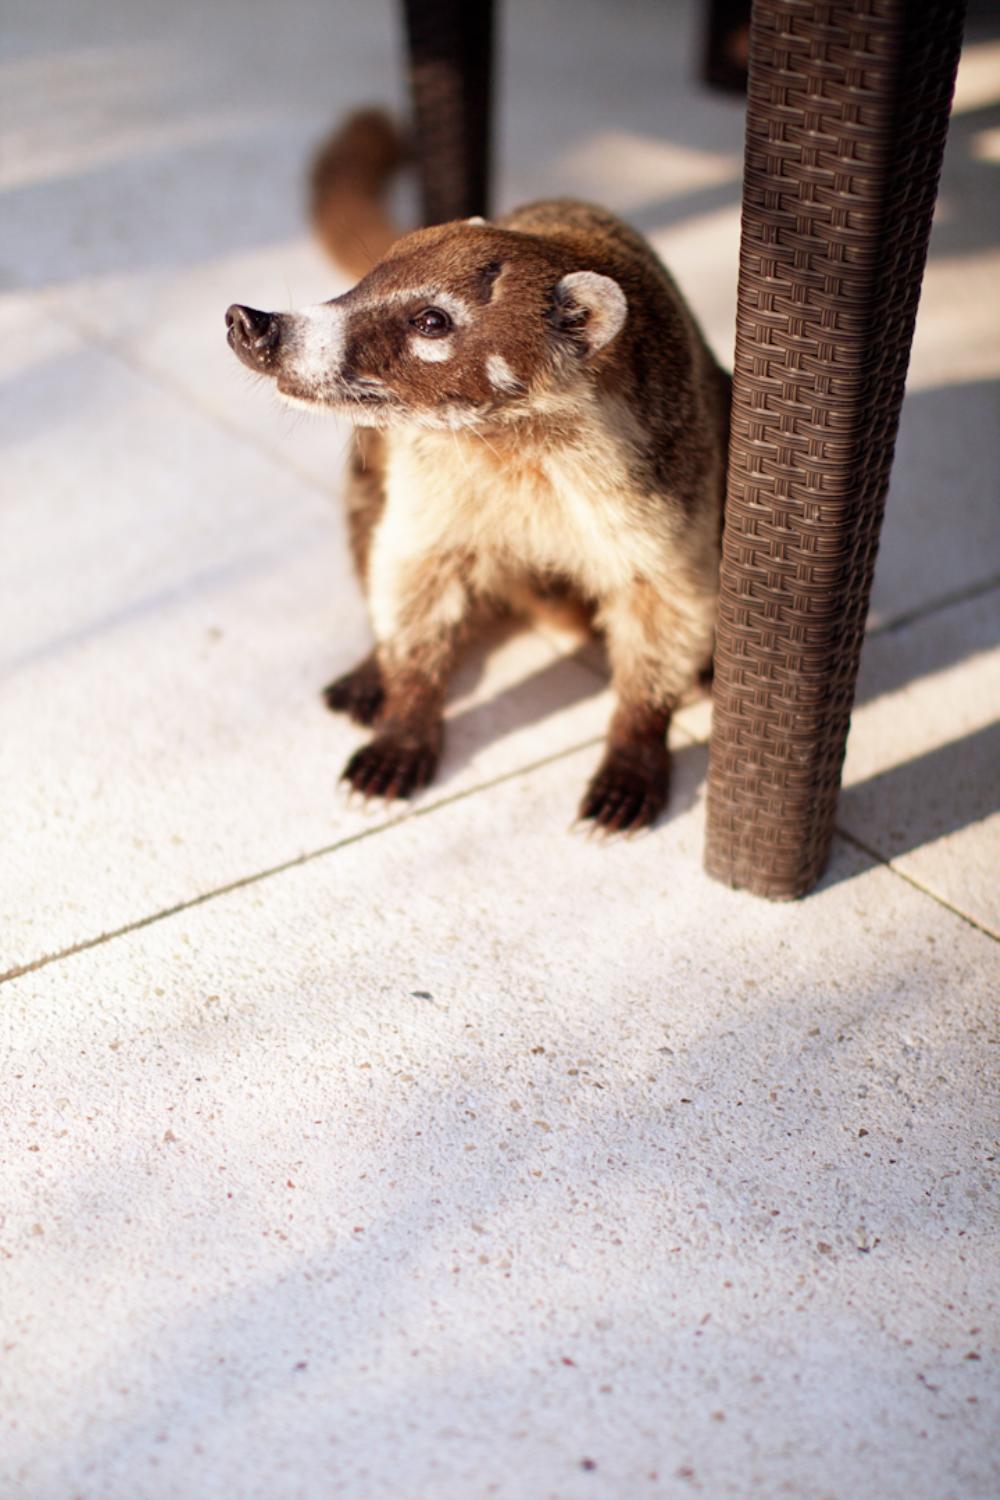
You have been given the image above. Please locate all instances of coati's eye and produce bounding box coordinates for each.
[411,307,452,337]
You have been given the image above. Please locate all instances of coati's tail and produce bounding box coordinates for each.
[309,109,406,282]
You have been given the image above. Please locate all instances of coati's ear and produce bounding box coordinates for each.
[549,271,627,356]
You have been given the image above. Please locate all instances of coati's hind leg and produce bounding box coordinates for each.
[580,578,715,835]
[323,650,384,725]
[580,700,672,835]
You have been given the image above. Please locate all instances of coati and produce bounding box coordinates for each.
[226,111,730,833]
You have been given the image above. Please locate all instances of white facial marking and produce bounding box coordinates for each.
[278,391,323,414]
[350,285,474,328]
[287,302,348,388]
[410,334,454,363]
[464,216,487,226]
[486,353,522,393]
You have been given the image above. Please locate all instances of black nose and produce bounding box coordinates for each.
[225,303,280,367]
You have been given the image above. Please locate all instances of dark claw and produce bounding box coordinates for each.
[322,655,385,727]
[341,735,439,802]
[578,749,669,837]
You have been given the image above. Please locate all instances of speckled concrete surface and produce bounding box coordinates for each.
[3,1,999,1497]
[3,772,999,1500]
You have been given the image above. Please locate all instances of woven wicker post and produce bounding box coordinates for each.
[401,0,494,225]
[705,0,966,899]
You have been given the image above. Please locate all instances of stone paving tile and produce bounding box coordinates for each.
[869,308,1000,625]
[2,748,997,1500]
[840,588,1000,936]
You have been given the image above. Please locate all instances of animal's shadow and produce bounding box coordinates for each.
[352,617,709,826]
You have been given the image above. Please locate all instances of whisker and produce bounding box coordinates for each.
[470,426,504,464]
[449,425,472,480]
[345,223,377,270]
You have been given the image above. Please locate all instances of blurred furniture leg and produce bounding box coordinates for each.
[705,0,966,899]
[702,0,752,92]
[402,0,494,224]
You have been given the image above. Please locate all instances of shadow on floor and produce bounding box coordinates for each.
[838,720,1000,866]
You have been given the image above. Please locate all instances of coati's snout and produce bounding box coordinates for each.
[224,296,397,418]
[225,304,281,371]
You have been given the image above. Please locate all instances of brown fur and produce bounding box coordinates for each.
[343,428,386,582]
[226,111,731,832]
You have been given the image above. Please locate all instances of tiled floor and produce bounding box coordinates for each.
[3,2,998,1498]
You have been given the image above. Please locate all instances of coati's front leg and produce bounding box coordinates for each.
[340,663,444,799]
[340,549,471,800]
[323,431,389,727]
[581,578,715,834]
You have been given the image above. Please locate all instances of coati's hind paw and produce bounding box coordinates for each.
[323,653,384,727]
[578,747,669,836]
[341,735,439,802]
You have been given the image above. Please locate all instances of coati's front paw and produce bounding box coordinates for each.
[579,745,669,835]
[322,653,385,727]
[341,734,439,802]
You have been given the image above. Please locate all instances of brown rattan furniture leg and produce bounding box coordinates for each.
[401,0,494,225]
[704,0,966,899]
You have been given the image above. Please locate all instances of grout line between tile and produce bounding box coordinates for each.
[50,299,347,503]
[7,747,990,994]
[867,571,1000,638]
[1,735,604,989]
[834,827,999,942]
